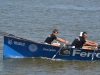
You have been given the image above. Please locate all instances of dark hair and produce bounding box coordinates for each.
[82,32,87,36]
[53,29,58,33]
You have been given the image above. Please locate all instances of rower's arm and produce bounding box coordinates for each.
[85,40,97,47]
[86,40,98,46]
[56,37,68,44]
[86,40,94,44]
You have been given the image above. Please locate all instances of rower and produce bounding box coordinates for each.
[71,32,98,50]
[44,29,68,46]
[79,32,98,47]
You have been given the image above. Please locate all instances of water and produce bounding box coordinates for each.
[0,0,100,75]
[2,58,100,75]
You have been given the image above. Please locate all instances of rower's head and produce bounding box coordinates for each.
[82,32,87,38]
[52,29,58,36]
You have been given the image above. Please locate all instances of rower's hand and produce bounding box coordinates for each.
[94,44,98,47]
[65,41,69,44]
[92,43,98,47]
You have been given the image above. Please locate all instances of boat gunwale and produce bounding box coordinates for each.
[4,35,61,48]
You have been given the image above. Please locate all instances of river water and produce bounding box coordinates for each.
[0,0,100,75]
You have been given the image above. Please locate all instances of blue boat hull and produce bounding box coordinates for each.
[3,35,100,60]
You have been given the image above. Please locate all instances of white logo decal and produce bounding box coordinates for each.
[43,48,56,52]
[72,49,100,58]
[29,44,38,52]
[14,41,25,46]
[8,38,13,45]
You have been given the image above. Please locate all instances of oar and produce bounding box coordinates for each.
[52,44,65,59]
[91,46,99,61]
[91,50,95,61]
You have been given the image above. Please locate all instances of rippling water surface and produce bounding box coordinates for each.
[0,0,100,75]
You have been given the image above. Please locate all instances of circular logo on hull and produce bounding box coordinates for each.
[29,44,38,52]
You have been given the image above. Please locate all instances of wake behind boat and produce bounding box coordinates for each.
[2,32,100,60]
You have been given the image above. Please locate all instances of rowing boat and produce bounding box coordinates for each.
[2,33,100,60]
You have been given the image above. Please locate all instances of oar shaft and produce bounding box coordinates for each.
[92,50,96,61]
[52,44,65,59]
